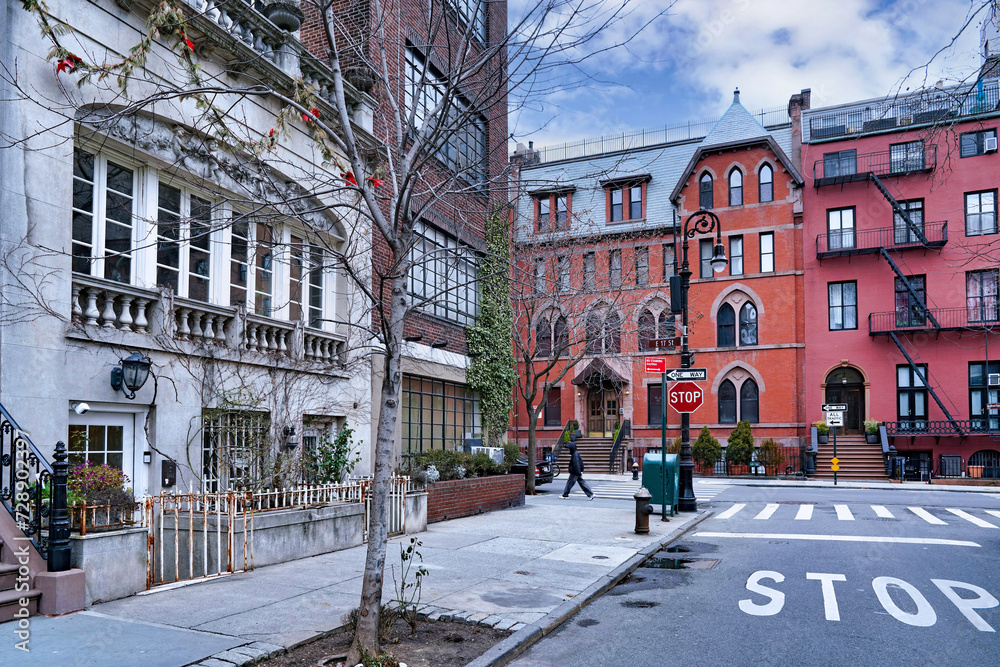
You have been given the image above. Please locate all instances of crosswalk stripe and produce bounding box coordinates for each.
[986,510,1000,521]
[946,508,999,528]
[795,504,814,520]
[754,504,780,520]
[871,505,894,518]
[716,503,746,519]
[909,507,947,525]
[834,504,854,521]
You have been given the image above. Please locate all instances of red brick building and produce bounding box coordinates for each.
[511,92,807,470]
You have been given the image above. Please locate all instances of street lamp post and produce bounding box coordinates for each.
[677,210,727,512]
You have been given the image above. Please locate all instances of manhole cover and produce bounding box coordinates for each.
[592,555,609,560]
[621,600,660,609]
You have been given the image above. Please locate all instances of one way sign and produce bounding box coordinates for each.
[665,368,708,381]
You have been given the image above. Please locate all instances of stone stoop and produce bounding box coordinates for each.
[814,437,888,479]
[573,437,616,473]
[0,535,41,623]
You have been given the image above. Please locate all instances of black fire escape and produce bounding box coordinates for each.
[814,144,964,437]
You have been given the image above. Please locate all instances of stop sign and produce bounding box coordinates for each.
[668,381,704,414]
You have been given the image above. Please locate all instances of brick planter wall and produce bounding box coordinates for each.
[426,475,525,523]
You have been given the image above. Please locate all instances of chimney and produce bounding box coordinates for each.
[787,88,811,176]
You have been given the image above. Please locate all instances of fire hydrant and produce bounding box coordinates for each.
[631,459,639,480]
[634,487,653,534]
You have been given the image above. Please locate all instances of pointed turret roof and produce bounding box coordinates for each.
[700,88,770,147]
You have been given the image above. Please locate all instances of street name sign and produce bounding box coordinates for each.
[825,411,844,427]
[645,358,666,373]
[822,404,848,412]
[664,368,708,381]
[668,381,704,414]
[647,337,677,350]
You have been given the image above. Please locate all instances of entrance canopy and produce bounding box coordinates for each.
[572,358,628,388]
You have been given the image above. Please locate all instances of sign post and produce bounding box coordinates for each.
[822,404,847,486]
[661,372,667,521]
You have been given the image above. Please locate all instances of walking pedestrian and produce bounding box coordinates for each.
[560,441,594,500]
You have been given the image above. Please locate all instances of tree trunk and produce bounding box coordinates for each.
[525,403,539,495]
[348,275,407,663]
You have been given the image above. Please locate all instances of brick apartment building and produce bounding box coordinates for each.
[300,0,509,460]
[511,91,807,469]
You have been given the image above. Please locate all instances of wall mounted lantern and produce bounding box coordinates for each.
[283,425,299,447]
[110,352,152,400]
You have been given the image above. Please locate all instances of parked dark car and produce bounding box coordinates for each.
[510,457,554,485]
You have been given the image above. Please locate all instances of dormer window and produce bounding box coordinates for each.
[535,192,571,232]
[606,182,646,223]
[699,173,714,209]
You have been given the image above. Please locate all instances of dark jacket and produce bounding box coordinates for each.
[568,447,584,476]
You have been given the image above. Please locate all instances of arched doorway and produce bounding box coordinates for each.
[825,367,865,435]
[572,359,627,437]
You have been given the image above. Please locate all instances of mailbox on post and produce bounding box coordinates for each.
[642,452,679,515]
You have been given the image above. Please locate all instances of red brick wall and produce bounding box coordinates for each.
[426,474,525,523]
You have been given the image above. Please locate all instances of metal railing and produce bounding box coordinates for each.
[532,106,789,164]
[0,403,61,565]
[883,420,982,436]
[608,419,631,474]
[869,306,999,335]
[816,220,947,257]
[807,81,1000,141]
[813,145,937,182]
[713,446,803,476]
[71,500,142,536]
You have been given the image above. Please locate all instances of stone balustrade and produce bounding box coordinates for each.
[303,327,343,364]
[173,297,236,345]
[244,315,296,355]
[71,277,159,333]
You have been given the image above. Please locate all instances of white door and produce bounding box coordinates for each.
[67,412,139,493]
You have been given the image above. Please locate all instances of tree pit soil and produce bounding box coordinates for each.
[260,618,511,667]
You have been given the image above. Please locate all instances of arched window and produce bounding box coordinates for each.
[729,169,743,206]
[586,312,602,354]
[699,173,714,209]
[740,379,760,424]
[718,304,735,347]
[759,164,774,203]
[605,311,622,353]
[719,380,737,424]
[536,317,551,357]
[658,311,676,338]
[739,302,758,346]
[638,310,655,351]
[553,316,568,358]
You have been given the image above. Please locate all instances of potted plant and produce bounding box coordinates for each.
[864,420,881,444]
[758,438,783,476]
[571,420,580,436]
[726,421,755,475]
[814,420,829,444]
[692,428,721,476]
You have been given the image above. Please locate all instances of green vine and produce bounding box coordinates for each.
[466,205,516,447]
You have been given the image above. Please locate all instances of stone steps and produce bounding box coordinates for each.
[814,440,888,479]
[0,538,40,623]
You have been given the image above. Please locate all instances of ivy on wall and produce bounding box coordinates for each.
[467,206,516,447]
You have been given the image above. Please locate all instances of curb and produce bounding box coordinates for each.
[464,510,713,667]
[715,480,1000,494]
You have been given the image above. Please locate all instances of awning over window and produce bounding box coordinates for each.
[571,358,628,388]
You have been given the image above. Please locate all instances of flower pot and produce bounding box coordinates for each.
[700,465,713,476]
[866,432,879,444]
[569,432,577,442]
[817,434,829,444]
[969,465,984,479]
[261,1,304,31]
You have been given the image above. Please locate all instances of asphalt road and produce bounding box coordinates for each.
[509,485,1000,667]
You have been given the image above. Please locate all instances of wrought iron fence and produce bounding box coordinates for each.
[816,220,947,256]
[1,403,54,559]
[71,500,142,535]
[633,444,803,476]
[813,145,936,181]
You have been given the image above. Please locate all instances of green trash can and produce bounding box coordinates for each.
[642,453,679,515]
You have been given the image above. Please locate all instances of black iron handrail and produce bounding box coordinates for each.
[551,419,573,461]
[869,306,999,334]
[1,402,54,561]
[608,419,630,473]
[816,220,947,257]
[813,145,937,182]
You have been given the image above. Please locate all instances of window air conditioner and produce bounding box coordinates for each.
[985,136,998,153]
[988,373,1000,386]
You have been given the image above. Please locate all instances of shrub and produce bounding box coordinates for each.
[758,439,783,472]
[864,419,880,434]
[813,420,829,435]
[307,425,361,483]
[68,461,134,510]
[563,430,570,443]
[503,442,520,467]
[668,436,682,455]
[726,420,755,467]
[410,449,504,481]
[692,427,721,469]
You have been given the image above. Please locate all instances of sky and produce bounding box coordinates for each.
[508,0,990,151]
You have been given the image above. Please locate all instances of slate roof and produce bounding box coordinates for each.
[700,89,771,147]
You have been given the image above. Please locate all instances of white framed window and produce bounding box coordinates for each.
[409,221,479,326]
[289,237,326,328]
[253,220,275,317]
[446,0,486,41]
[405,47,486,183]
[72,148,137,283]
[155,182,213,301]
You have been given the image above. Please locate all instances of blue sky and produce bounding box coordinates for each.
[509,0,989,150]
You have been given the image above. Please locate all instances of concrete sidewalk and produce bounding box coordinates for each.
[5,494,702,667]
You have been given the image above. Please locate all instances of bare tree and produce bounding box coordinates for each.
[13,0,669,660]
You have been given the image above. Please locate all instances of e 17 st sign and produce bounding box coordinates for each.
[668,381,704,414]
